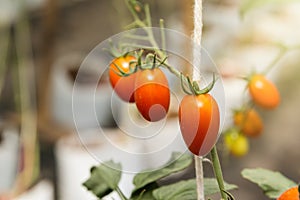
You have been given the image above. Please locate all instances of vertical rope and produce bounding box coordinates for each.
[192,1,205,200]
[192,0,203,81]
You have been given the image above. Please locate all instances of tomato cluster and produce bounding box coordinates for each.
[109,55,170,122]
[224,74,280,157]
[109,54,220,156]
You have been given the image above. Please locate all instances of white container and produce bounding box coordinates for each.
[55,129,145,200]
[0,126,19,193]
[50,53,116,130]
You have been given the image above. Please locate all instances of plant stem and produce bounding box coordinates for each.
[159,19,166,54]
[263,46,287,75]
[210,146,227,200]
[13,3,38,195]
[116,187,128,200]
[0,29,10,96]
[195,156,205,200]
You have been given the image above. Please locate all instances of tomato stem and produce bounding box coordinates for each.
[263,45,287,75]
[160,19,166,54]
[116,186,128,200]
[210,146,228,200]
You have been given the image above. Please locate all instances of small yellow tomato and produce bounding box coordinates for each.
[224,130,249,157]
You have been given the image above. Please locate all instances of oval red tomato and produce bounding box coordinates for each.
[134,68,170,122]
[248,74,280,109]
[109,55,137,103]
[179,94,220,156]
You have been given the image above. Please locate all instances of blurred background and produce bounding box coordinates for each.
[0,0,300,200]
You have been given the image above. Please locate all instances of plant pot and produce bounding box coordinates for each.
[0,125,19,193]
[55,129,145,200]
[50,53,116,130]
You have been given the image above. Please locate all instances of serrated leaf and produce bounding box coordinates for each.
[152,178,237,200]
[241,168,297,198]
[240,0,300,17]
[83,160,122,198]
[133,152,193,192]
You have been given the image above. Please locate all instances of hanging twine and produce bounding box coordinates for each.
[192,0,203,81]
[192,1,205,200]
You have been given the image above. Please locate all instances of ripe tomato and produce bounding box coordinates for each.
[179,94,220,156]
[224,129,249,157]
[248,74,280,109]
[278,186,299,200]
[234,108,263,137]
[134,68,170,122]
[109,55,137,103]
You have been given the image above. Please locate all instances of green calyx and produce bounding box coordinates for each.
[181,73,217,95]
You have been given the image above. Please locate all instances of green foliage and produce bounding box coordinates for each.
[241,168,297,198]
[83,153,238,200]
[83,160,122,198]
[152,178,237,200]
[133,152,193,192]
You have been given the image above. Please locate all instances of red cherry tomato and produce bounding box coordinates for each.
[179,94,220,156]
[134,68,170,122]
[109,56,137,103]
[248,74,280,109]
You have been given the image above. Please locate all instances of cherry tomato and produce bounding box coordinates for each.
[224,129,249,157]
[134,68,170,122]
[278,186,299,200]
[179,94,220,156]
[234,108,263,137]
[109,55,137,103]
[248,74,280,109]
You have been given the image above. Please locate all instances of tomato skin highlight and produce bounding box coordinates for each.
[179,94,220,156]
[248,75,280,109]
[134,68,170,122]
[277,186,299,200]
[109,56,136,103]
[234,109,263,137]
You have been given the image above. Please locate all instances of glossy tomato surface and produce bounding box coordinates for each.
[179,94,220,156]
[109,55,136,103]
[277,186,299,200]
[134,68,170,122]
[249,74,280,109]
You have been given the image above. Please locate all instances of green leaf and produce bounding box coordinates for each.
[130,182,158,200]
[204,178,238,196]
[152,178,237,200]
[83,160,122,198]
[133,152,193,192]
[241,168,297,198]
[152,179,196,200]
[240,0,300,17]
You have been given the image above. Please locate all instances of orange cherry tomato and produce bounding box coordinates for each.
[248,74,280,109]
[234,108,263,137]
[109,55,137,103]
[179,94,220,156]
[134,68,170,122]
[278,186,299,200]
